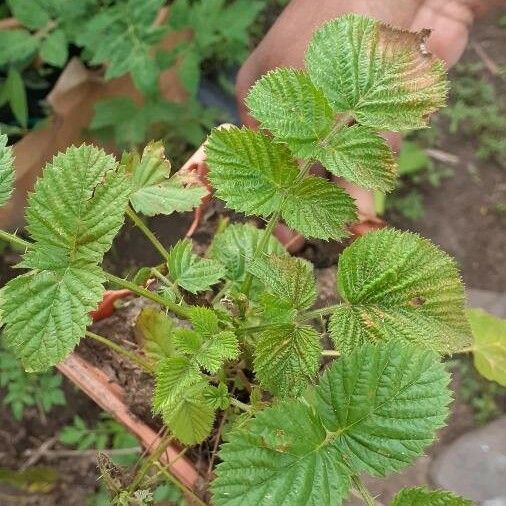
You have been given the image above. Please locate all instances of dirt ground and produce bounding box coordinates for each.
[0,9,505,506]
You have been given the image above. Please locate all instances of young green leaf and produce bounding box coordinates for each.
[205,127,299,217]
[188,306,220,336]
[1,266,105,371]
[7,0,50,29]
[127,141,207,217]
[210,223,286,283]
[313,125,396,191]
[316,341,450,476]
[254,323,321,397]
[282,175,356,240]
[193,331,239,373]
[213,401,351,506]
[305,14,448,130]
[0,133,14,208]
[153,356,202,410]
[329,229,471,355]
[160,381,215,445]
[390,487,473,505]
[467,308,506,386]
[39,29,68,67]
[134,307,176,363]
[0,30,39,66]
[167,239,224,293]
[0,145,131,371]
[214,341,450,505]
[4,69,28,128]
[248,255,316,311]
[246,68,335,157]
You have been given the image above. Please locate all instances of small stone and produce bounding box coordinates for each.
[430,416,506,503]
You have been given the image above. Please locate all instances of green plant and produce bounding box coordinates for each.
[0,0,266,155]
[0,344,65,420]
[0,14,501,505]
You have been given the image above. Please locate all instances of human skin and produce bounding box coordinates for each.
[236,0,503,246]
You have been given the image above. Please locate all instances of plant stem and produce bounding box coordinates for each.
[128,431,173,494]
[230,397,251,412]
[0,229,30,249]
[151,266,182,300]
[104,272,190,320]
[321,350,340,357]
[241,210,281,295]
[155,462,208,506]
[85,331,154,373]
[126,206,170,260]
[351,475,377,506]
[300,304,342,321]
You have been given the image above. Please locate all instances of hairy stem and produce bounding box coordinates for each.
[230,397,251,412]
[154,461,208,506]
[241,210,281,295]
[300,304,342,321]
[0,229,30,249]
[104,272,190,320]
[321,350,340,357]
[128,431,173,494]
[351,474,377,506]
[126,206,170,260]
[85,331,154,373]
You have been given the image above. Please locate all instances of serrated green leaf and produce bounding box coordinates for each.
[329,229,470,355]
[173,328,203,355]
[316,341,450,476]
[254,323,321,397]
[305,14,448,130]
[0,30,38,66]
[127,141,207,217]
[40,29,68,67]
[210,223,286,283]
[205,127,299,218]
[22,145,130,268]
[282,175,357,240]
[134,308,176,363]
[167,239,224,293]
[314,125,397,191]
[214,341,450,506]
[213,400,351,506]
[1,145,130,371]
[390,486,473,505]
[153,356,202,411]
[161,381,215,445]
[0,133,14,208]
[196,331,239,373]
[246,68,334,157]
[7,0,49,29]
[188,306,219,336]
[204,382,230,410]
[1,266,104,371]
[248,255,316,311]
[468,308,506,386]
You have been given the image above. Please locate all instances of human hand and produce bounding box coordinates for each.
[236,0,502,248]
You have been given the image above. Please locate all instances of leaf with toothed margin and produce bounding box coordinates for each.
[0,133,14,208]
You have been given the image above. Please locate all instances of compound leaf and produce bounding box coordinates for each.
[248,255,316,311]
[0,133,14,208]
[210,223,286,283]
[329,229,470,354]
[212,401,351,506]
[316,341,450,476]
[306,14,447,130]
[282,176,356,240]
[467,308,506,386]
[205,127,299,218]
[0,266,104,371]
[314,125,396,192]
[167,239,224,293]
[194,331,239,374]
[40,29,68,67]
[246,68,334,157]
[390,487,473,505]
[254,323,321,397]
[127,141,206,217]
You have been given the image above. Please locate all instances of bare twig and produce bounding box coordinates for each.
[20,436,58,470]
[425,148,459,165]
[23,446,141,460]
[471,41,499,76]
